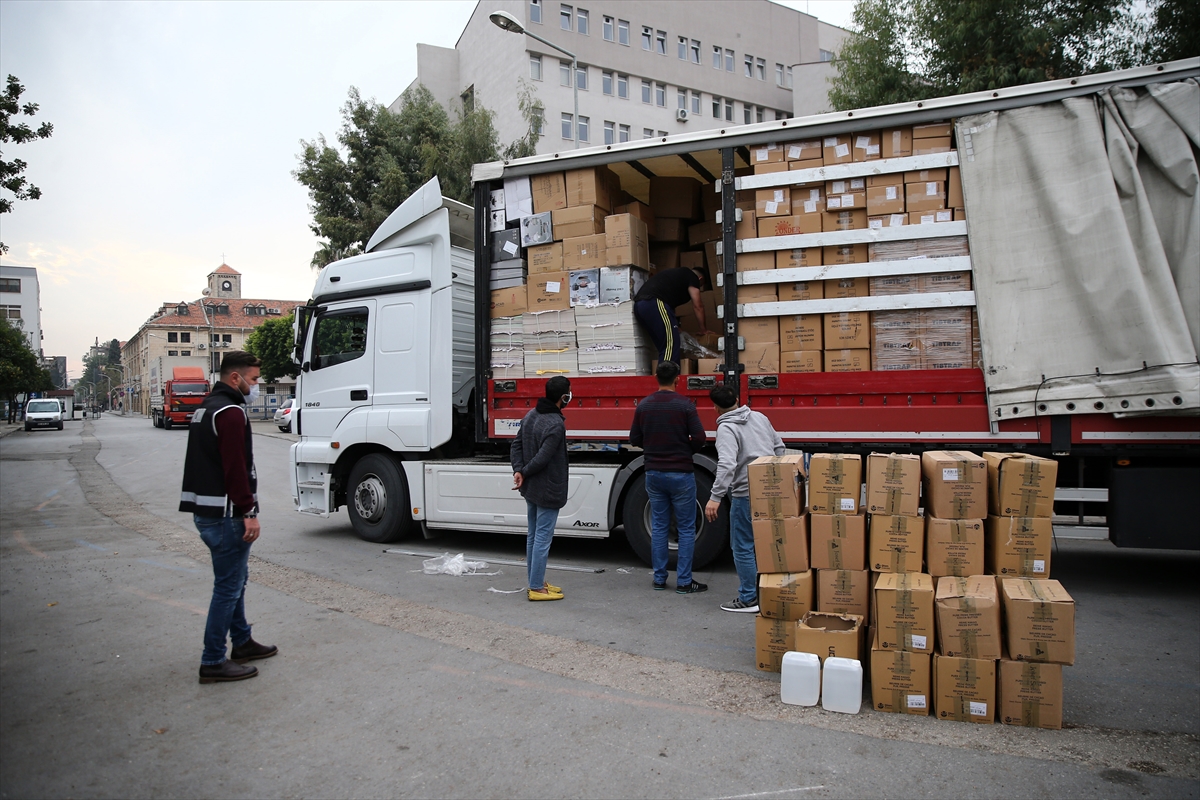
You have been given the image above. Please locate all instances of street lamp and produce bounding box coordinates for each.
[490,9,577,150]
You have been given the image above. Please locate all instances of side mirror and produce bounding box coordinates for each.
[301,362,311,373]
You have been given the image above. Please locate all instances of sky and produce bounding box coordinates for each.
[0,0,857,378]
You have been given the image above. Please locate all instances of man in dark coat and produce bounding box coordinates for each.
[511,376,571,601]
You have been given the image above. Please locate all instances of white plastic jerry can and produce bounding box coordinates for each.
[821,656,863,714]
[780,651,821,706]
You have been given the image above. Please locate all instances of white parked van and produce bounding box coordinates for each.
[24,399,64,431]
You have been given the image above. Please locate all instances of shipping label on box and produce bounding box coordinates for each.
[998,658,1063,729]
[866,184,906,215]
[489,285,529,318]
[825,348,870,372]
[922,451,988,519]
[810,513,866,570]
[866,453,922,516]
[817,568,870,622]
[755,188,791,218]
[984,452,1058,518]
[868,213,909,230]
[755,615,796,672]
[934,654,996,724]
[874,572,935,653]
[905,181,947,213]
[935,575,1002,659]
[492,228,521,262]
[822,135,852,165]
[786,140,823,161]
[531,171,567,213]
[748,454,806,519]
[758,570,814,621]
[752,142,784,163]
[1001,579,1075,665]
[753,516,810,573]
[910,210,955,225]
[568,269,600,307]
[604,213,651,269]
[881,127,914,159]
[561,234,607,270]
[926,517,984,577]
[528,272,571,311]
[527,242,564,275]
[869,514,924,573]
[780,314,823,350]
[852,131,881,161]
[781,350,822,373]
[825,191,866,211]
[825,312,871,349]
[870,647,931,714]
[807,453,862,514]
[985,515,1052,577]
[795,611,864,664]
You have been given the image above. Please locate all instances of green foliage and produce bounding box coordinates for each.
[0,317,51,404]
[245,313,300,383]
[503,79,545,160]
[0,75,54,254]
[1145,0,1200,62]
[829,0,1181,111]
[106,338,121,365]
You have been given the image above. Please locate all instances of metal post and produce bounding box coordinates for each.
[719,146,741,397]
[572,56,579,149]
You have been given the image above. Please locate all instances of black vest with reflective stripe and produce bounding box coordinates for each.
[179,381,257,518]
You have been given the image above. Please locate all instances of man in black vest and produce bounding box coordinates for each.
[180,351,277,683]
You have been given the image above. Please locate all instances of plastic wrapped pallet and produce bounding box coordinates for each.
[490,316,525,349]
[868,235,969,262]
[921,309,973,370]
[524,347,578,378]
[490,352,525,379]
[871,311,923,371]
[522,308,578,378]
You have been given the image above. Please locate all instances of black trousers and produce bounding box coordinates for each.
[634,298,682,365]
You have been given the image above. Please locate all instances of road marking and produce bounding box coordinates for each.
[33,496,58,511]
[122,586,207,616]
[75,539,108,552]
[714,788,826,799]
[12,531,46,559]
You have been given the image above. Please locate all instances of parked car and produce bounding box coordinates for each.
[273,398,294,432]
[25,399,64,431]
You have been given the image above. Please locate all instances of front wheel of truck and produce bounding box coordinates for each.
[622,470,728,571]
[347,453,413,544]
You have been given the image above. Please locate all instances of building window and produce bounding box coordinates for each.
[690,39,700,64]
[744,54,753,77]
[691,91,701,114]
[602,15,613,41]
[561,113,574,140]
[602,70,613,94]
[576,65,588,90]
[0,278,19,293]
[655,83,665,106]
[643,128,654,139]
[724,98,733,121]
[216,304,229,315]
[641,25,652,50]
[177,304,189,315]
[619,124,630,142]
[211,333,220,343]
[168,350,178,357]
[820,49,835,62]
[657,130,668,137]
[560,61,572,87]
[578,116,589,142]
[180,332,191,343]
[677,88,687,109]
[617,19,629,45]
[712,95,720,117]
[530,0,542,24]
[180,350,191,357]
[725,48,734,71]
[534,107,546,134]
[617,73,628,98]
[223,334,232,343]
[786,65,794,88]
[461,85,474,113]
[560,4,572,30]
[577,8,588,34]
[641,79,651,104]
[655,30,666,55]
[776,63,784,86]
[756,106,764,123]
[744,105,751,124]
[167,332,178,343]
[756,57,766,80]
[530,54,543,80]
[677,36,687,60]
[604,120,615,144]
[1,305,22,320]
[712,45,722,69]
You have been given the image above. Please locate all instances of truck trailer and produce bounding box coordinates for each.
[289,59,1199,563]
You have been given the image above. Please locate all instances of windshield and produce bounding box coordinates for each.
[27,401,60,413]
[171,383,208,394]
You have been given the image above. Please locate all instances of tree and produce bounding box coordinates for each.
[1144,0,1200,63]
[106,338,121,365]
[0,317,51,415]
[828,0,1168,111]
[245,313,300,383]
[1,75,54,255]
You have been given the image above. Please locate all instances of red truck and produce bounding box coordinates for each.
[152,366,210,429]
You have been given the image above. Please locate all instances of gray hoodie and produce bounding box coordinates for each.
[709,405,786,501]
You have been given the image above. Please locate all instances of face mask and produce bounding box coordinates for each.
[561,392,572,406]
[244,382,260,403]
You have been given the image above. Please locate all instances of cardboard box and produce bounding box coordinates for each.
[825,177,865,193]
[701,183,722,219]
[922,451,988,519]
[881,127,913,159]
[604,214,650,269]
[697,357,723,373]
[795,611,864,664]
[998,658,1063,729]
[489,285,529,318]
[753,516,809,573]
[734,211,757,242]
[865,453,922,516]
[873,572,935,653]
[527,242,563,275]
[934,654,996,724]
[552,205,606,240]
[822,209,868,231]
[1000,579,1075,665]
[758,213,822,238]
[926,517,984,577]
[755,615,795,672]
[565,166,614,211]
[738,316,779,344]
[868,213,909,230]
[520,211,555,247]
[688,220,723,247]
[791,184,826,215]
[736,251,774,272]
[785,140,823,162]
[650,243,681,272]
[569,268,601,307]
[614,200,656,238]
[985,515,1052,577]
[913,121,952,138]
[743,341,781,374]
[776,248,823,269]
[492,228,521,262]
[732,284,778,304]
[824,312,871,349]
[935,575,1002,659]
[866,184,906,215]
[754,162,788,176]
[955,207,966,221]
[778,279,823,302]
[910,210,955,225]
[810,514,867,570]
[817,568,871,622]
[755,188,791,218]
[758,570,814,621]
[825,277,869,299]
[807,453,862,514]
[825,349,870,372]
[868,514,924,573]
[488,209,506,233]
[675,290,718,335]
[922,271,972,293]
[561,234,607,270]
[870,648,931,714]
[780,315,823,350]
[751,142,785,164]
[598,266,648,304]
[531,171,567,213]
[983,452,1059,518]
[822,135,852,165]
[649,176,701,220]
[680,250,705,271]
[913,137,952,156]
[654,218,687,243]
[780,350,822,373]
[904,168,948,183]
[528,272,570,311]
[823,244,868,265]
[947,166,963,209]
[905,181,946,213]
[852,131,881,161]
[748,454,806,518]
[825,193,866,212]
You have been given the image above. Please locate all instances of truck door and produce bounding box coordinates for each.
[299,301,375,440]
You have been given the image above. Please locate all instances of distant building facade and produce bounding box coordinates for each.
[394,0,847,155]
[0,264,42,357]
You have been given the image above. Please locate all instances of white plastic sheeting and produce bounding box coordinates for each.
[959,79,1199,421]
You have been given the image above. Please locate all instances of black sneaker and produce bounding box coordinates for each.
[720,597,759,613]
[676,580,708,595]
[653,579,667,590]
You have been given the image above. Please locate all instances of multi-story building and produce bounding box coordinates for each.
[0,264,42,356]
[394,0,847,155]
[121,264,306,416]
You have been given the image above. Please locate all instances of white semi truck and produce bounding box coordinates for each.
[289,60,1199,562]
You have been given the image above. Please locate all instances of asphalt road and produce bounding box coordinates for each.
[1,415,1197,799]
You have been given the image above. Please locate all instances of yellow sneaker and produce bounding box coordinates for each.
[528,588,564,601]
[543,582,562,594]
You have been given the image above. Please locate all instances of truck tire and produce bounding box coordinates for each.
[164,417,172,429]
[622,470,728,571]
[346,453,413,544]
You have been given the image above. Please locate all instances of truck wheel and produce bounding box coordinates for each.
[164,418,172,429]
[622,470,728,571]
[347,453,413,544]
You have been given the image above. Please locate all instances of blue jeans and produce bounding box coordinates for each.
[728,496,757,603]
[526,502,559,591]
[194,515,253,665]
[645,470,696,586]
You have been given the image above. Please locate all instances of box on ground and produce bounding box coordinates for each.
[807,453,862,514]
[935,575,1002,659]
[817,569,871,623]
[985,515,1052,577]
[926,517,984,577]
[870,647,931,715]
[922,451,988,519]
[794,611,864,664]
[865,453,922,516]
[810,514,866,570]
[998,657,1063,729]
[753,516,810,573]
[1000,579,1075,665]
[984,452,1059,518]
[869,514,924,573]
[755,615,795,672]
[758,571,814,621]
[874,572,935,653]
[933,654,996,724]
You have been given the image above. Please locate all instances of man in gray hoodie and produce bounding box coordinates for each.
[704,386,785,613]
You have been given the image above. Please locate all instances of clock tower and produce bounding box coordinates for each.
[207,263,242,299]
